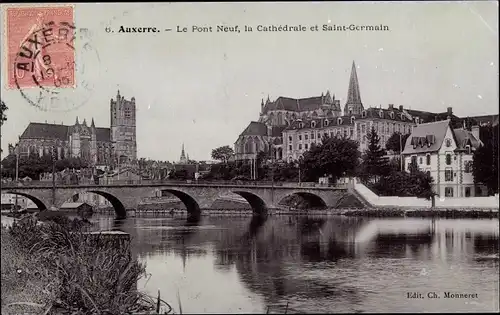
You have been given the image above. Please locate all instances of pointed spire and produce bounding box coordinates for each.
[325,90,332,104]
[82,118,87,126]
[75,116,80,125]
[91,118,95,128]
[344,61,363,115]
[180,143,186,163]
[266,94,270,104]
[261,98,264,108]
[347,61,362,105]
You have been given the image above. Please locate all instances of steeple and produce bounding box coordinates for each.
[180,143,187,163]
[75,116,79,125]
[261,98,264,108]
[325,90,332,104]
[344,61,364,115]
[91,118,95,128]
[82,118,87,126]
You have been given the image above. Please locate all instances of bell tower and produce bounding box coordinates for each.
[110,90,137,165]
[344,61,364,115]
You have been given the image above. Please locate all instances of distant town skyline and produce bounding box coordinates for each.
[1,2,498,161]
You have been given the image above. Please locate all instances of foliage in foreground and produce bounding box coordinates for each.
[1,215,156,315]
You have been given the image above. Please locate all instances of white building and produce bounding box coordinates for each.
[401,119,486,198]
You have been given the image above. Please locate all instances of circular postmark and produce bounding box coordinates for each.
[13,19,100,112]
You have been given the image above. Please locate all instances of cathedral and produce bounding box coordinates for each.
[11,90,137,167]
[234,61,364,161]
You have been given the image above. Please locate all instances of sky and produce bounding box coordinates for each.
[0,2,498,161]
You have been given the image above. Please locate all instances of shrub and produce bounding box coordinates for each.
[2,214,154,315]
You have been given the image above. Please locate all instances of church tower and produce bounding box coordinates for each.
[110,90,137,165]
[179,143,188,164]
[344,61,364,115]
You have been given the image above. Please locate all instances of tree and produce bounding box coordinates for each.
[300,134,360,183]
[371,169,435,200]
[386,132,410,154]
[473,124,499,195]
[0,100,8,154]
[361,127,390,181]
[211,145,234,163]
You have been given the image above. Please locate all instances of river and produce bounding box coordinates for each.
[3,214,499,313]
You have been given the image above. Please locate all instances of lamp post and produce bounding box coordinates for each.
[269,142,275,203]
[298,156,303,185]
[399,132,404,171]
[14,145,19,211]
[51,140,58,209]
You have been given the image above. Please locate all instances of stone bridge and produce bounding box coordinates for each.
[1,182,362,219]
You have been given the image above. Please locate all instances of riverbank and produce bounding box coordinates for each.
[129,207,499,219]
[0,214,169,315]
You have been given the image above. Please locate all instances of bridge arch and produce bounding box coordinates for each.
[3,191,48,210]
[161,189,201,219]
[70,190,127,219]
[231,191,268,217]
[278,192,327,210]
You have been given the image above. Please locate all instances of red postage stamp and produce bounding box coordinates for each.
[4,5,75,89]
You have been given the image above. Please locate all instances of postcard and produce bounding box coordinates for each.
[1,2,498,314]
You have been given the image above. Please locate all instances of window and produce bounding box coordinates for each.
[445,187,454,197]
[311,121,316,128]
[446,154,452,165]
[299,144,302,150]
[445,169,453,182]
[289,145,292,151]
[466,145,471,154]
[379,110,383,118]
[390,112,394,119]
[338,118,343,125]
[411,155,417,165]
[351,116,355,124]
[311,132,315,139]
[464,161,472,173]
[445,138,452,147]
[299,123,304,128]
[305,134,308,140]
[475,186,482,196]
[125,109,131,119]
[299,135,302,141]
[426,154,431,165]
[305,144,308,150]
[465,187,471,197]
[288,136,292,142]
[419,157,423,164]
[362,110,367,118]
[324,119,329,126]
[350,128,354,136]
[415,117,420,124]
[361,124,365,133]
[344,129,348,137]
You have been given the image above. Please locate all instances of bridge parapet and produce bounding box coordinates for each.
[1,179,348,190]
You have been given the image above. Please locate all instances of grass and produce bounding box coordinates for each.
[1,214,169,315]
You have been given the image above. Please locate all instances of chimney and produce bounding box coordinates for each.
[471,125,480,141]
[388,104,394,110]
[399,105,403,111]
[447,107,453,115]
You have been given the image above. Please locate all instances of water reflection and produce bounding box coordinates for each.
[85,215,499,313]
